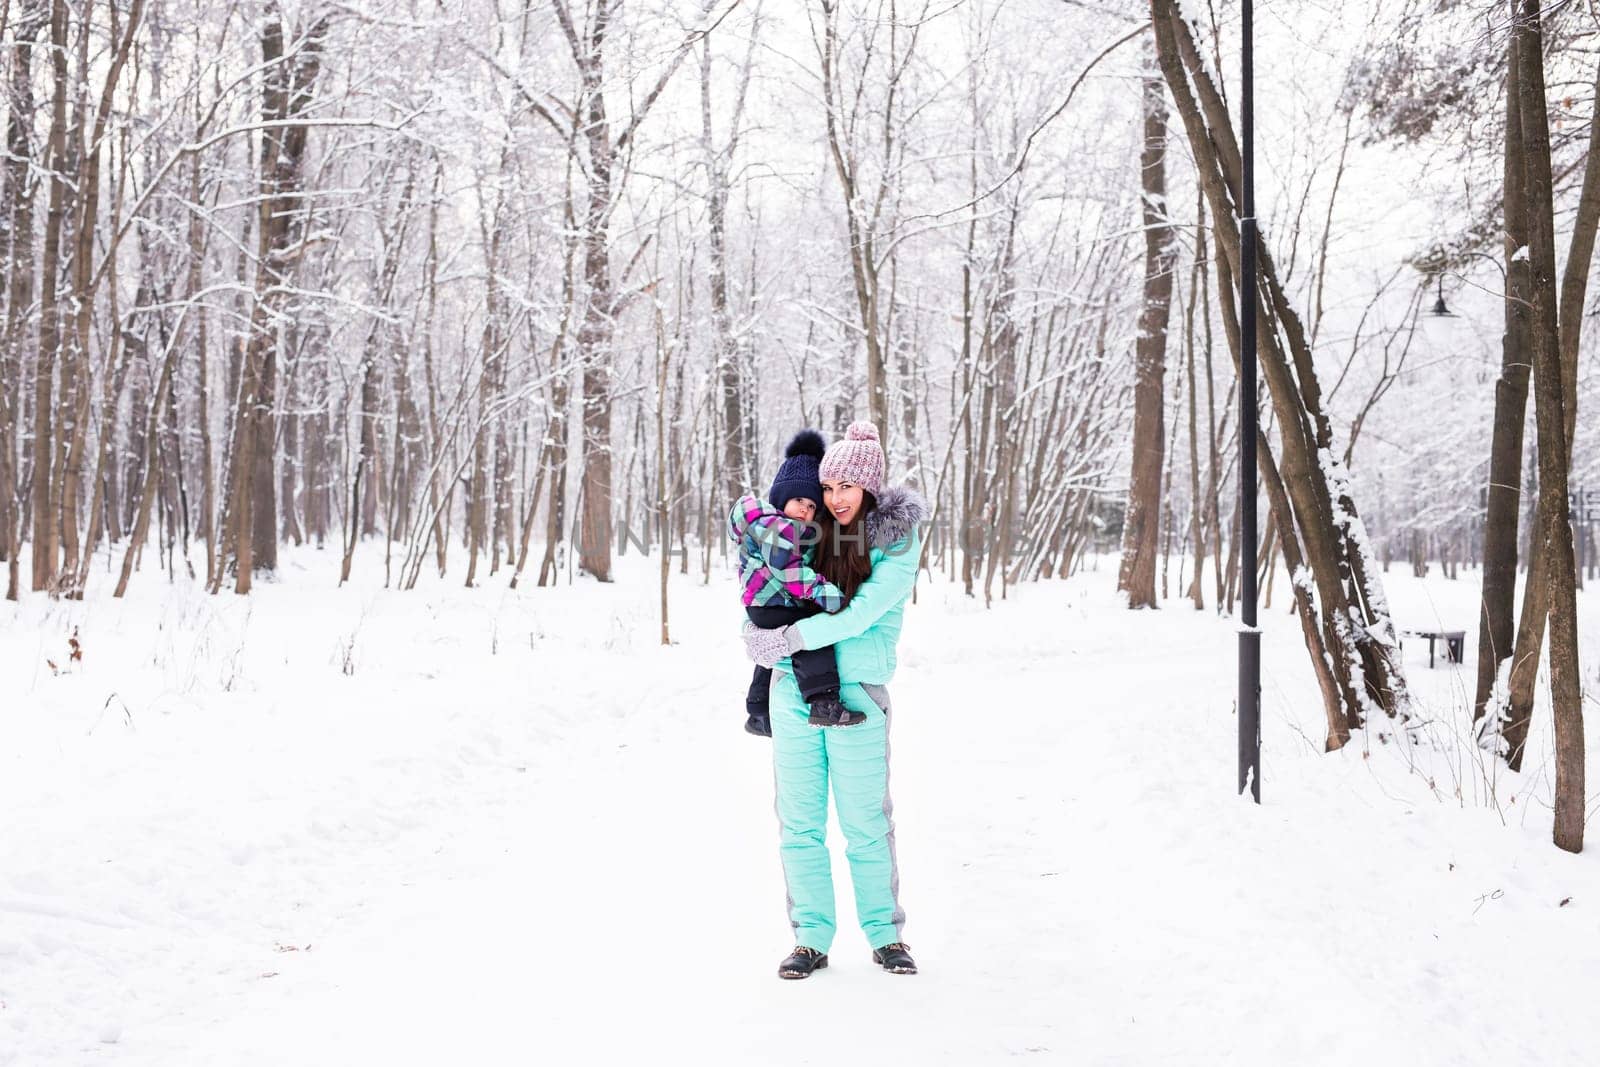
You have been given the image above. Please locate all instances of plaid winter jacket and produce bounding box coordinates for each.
[727,494,845,611]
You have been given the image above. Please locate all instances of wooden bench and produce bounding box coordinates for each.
[1399,629,1465,668]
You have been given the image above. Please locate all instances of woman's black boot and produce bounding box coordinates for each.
[778,946,828,979]
[872,943,917,974]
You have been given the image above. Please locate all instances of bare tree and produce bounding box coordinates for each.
[1118,55,1175,609]
[1,1,48,601]
[1474,11,1535,739]
[218,8,329,594]
[1151,0,1409,747]
[812,0,927,455]
[1501,0,1587,852]
[701,8,760,501]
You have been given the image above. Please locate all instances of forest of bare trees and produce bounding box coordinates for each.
[0,1,1595,849]
[0,0,1146,604]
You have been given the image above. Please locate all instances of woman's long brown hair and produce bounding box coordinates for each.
[812,491,877,607]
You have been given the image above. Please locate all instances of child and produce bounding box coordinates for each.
[729,429,866,736]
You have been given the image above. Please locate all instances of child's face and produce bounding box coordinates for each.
[783,497,817,523]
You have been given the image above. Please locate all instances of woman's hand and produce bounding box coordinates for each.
[743,621,795,668]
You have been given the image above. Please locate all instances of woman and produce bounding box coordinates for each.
[742,422,928,980]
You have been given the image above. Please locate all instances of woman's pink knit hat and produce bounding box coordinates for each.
[819,421,885,497]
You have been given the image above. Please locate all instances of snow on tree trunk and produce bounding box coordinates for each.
[1150,0,1409,734]
[1118,60,1174,610]
[221,10,328,594]
[1474,20,1534,744]
[1504,0,1585,852]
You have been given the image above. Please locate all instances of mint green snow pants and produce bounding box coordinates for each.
[770,673,905,953]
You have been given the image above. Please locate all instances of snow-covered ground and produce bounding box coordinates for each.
[3,546,1598,1065]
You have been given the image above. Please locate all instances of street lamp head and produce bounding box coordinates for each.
[1429,274,1455,317]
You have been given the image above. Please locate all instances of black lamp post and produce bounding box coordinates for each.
[1239,0,1261,803]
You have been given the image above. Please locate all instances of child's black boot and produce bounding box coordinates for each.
[806,695,866,728]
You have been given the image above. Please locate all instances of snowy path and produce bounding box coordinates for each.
[3,552,1598,1064]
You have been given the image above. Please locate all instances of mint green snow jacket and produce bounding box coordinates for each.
[775,485,928,685]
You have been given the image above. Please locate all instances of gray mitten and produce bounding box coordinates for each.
[743,621,793,668]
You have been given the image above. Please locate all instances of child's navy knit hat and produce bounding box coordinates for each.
[768,429,827,511]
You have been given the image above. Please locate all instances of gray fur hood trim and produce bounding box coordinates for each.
[865,485,929,548]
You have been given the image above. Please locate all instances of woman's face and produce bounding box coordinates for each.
[822,479,865,525]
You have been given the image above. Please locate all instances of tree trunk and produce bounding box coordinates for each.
[701,34,751,502]
[1119,64,1174,609]
[1201,197,1226,612]
[538,368,570,588]
[341,333,384,584]
[344,164,414,584]
[1474,20,1535,731]
[1185,205,1207,611]
[73,197,139,596]
[536,232,578,590]
[466,189,506,587]
[56,0,145,594]
[570,5,619,584]
[114,315,184,598]
[220,10,327,594]
[817,0,907,451]
[1,3,47,601]
[1506,1,1585,851]
[654,286,673,643]
[31,0,70,592]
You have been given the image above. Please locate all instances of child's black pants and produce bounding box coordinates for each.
[744,603,840,716]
